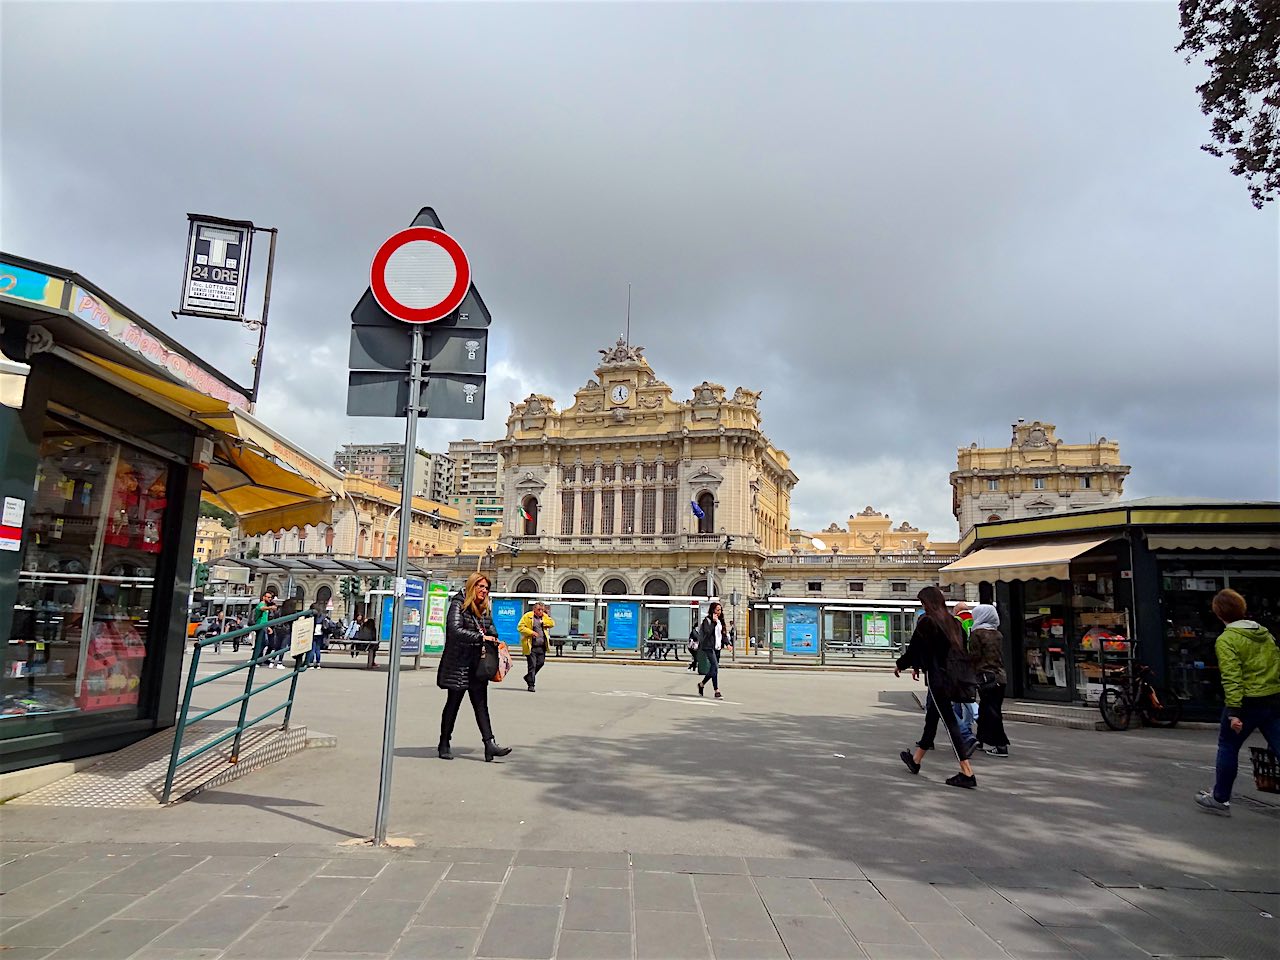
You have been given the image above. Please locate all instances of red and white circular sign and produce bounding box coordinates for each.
[369,227,471,324]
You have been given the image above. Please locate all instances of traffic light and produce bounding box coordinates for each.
[194,562,210,588]
[510,545,520,558]
[724,536,734,550]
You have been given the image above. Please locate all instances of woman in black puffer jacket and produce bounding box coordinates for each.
[437,572,512,762]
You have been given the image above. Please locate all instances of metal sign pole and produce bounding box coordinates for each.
[248,227,278,410]
[373,325,423,846]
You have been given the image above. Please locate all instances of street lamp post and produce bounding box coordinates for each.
[343,490,363,560]
[708,533,734,599]
[381,505,402,561]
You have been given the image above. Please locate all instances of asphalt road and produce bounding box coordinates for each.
[4,656,1277,893]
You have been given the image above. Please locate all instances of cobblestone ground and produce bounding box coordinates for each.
[2,662,1277,958]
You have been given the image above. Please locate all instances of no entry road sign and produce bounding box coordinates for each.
[370,227,471,324]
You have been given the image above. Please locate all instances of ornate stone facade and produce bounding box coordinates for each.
[789,506,958,557]
[950,420,1131,536]
[492,340,797,603]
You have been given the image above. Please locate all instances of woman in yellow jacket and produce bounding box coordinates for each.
[517,602,556,693]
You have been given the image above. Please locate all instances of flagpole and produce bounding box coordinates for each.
[625,283,631,347]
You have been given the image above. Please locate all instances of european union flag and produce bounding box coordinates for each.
[690,501,705,520]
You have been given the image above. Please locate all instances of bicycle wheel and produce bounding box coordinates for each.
[1142,686,1182,728]
[1100,688,1133,731]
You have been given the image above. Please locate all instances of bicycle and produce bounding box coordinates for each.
[1099,660,1182,731]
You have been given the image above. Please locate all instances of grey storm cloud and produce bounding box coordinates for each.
[2,1,1275,538]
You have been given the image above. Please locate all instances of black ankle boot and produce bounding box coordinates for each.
[484,739,511,762]
[438,740,453,760]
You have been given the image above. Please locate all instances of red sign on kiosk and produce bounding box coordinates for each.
[369,227,471,324]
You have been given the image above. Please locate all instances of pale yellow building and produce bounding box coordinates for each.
[950,420,1130,536]
[790,506,958,557]
[194,516,232,565]
[492,338,797,606]
[232,476,463,561]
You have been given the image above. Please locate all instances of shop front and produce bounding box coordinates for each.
[0,254,341,773]
[941,500,1280,719]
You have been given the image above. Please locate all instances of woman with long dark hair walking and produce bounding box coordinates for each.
[437,572,512,762]
[696,601,726,699]
[895,586,979,788]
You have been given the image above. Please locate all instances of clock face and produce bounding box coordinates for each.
[610,383,630,404]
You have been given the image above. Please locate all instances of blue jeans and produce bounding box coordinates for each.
[1214,699,1280,802]
[920,689,978,759]
[701,650,719,690]
[309,637,323,665]
[952,701,977,739]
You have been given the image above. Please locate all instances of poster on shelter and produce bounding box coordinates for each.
[422,583,448,654]
[861,612,891,648]
[400,578,424,656]
[784,604,819,654]
[492,598,523,648]
[606,601,640,650]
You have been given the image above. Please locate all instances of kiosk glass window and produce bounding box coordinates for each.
[1022,580,1070,698]
[4,418,169,724]
[1070,568,1131,704]
[1159,561,1280,711]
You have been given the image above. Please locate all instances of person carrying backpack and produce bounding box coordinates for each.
[895,586,980,788]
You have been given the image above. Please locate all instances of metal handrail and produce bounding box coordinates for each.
[161,610,314,803]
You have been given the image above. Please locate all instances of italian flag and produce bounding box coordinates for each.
[520,506,534,522]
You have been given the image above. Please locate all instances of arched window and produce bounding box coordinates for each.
[265,582,283,600]
[562,577,587,596]
[696,492,715,534]
[601,577,628,596]
[521,496,539,536]
[987,514,1002,523]
[315,585,333,610]
[690,578,709,597]
[515,577,538,594]
[643,578,670,596]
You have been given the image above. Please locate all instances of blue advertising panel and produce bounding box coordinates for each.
[401,578,424,655]
[379,595,395,645]
[606,601,640,650]
[491,598,523,649]
[784,604,819,654]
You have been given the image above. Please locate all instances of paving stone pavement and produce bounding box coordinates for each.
[2,841,1277,960]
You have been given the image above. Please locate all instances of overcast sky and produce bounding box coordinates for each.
[3,1,1276,539]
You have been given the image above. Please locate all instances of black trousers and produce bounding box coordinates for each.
[524,649,546,687]
[977,682,1010,747]
[440,684,493,744]
[918,684,972,760]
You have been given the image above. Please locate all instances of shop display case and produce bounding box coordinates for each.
[1074,613,1132,704]
[3,418,166,723]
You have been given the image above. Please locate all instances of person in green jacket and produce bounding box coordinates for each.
[1196,589,1280,816]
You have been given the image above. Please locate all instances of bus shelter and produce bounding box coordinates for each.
[747,597,923,664]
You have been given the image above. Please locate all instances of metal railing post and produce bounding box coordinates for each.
[281,656,303,730]
[230,624,266,762]
[161,642,203,804]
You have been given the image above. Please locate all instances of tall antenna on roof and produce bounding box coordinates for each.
[625,283,631,347]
